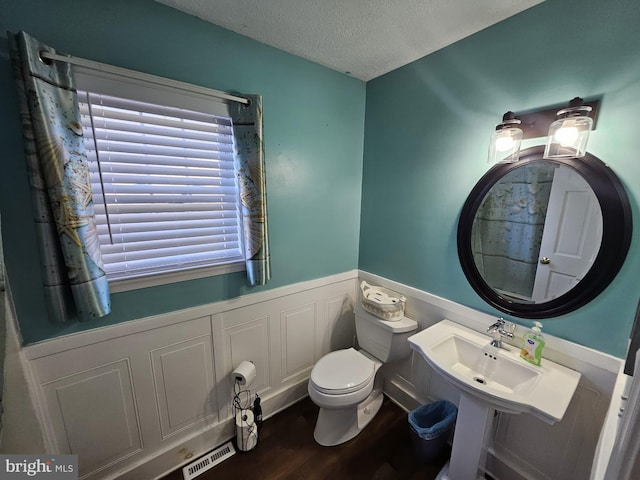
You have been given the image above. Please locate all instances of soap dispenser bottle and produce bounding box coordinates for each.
[520,321,545,366]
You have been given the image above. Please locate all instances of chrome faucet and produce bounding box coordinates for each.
[487,318,515,349]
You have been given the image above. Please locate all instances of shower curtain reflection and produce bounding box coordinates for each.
[471,163,555,301]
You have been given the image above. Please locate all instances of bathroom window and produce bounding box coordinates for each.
[75,69,245,291]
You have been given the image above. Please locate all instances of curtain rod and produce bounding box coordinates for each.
[38,51,250,105]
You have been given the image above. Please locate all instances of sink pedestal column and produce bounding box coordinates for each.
[439,393,494,480]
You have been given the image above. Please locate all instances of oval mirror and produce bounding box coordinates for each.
[458,146,632,318]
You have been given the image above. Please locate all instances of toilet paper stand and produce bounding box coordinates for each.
[232,369,259,452]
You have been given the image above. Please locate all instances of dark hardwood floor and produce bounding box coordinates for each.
[162,396,449,480]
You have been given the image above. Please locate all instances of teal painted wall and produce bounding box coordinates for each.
[0,0,365,343]
[3,0,638,357]
[360,0,640,357]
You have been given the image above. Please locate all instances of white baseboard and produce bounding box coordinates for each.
[383,377,425,412]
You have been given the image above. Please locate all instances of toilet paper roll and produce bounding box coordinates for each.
[235,409,258,451]
[232,360,257,387]
[236,408,254,427]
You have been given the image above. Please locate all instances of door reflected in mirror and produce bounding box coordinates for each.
[471,162,603,304]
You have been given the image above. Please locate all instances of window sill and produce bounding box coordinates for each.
[108,261,246,293]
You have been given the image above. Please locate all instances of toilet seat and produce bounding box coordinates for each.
[310,348,375,395]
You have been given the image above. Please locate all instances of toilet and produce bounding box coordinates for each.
[308,305,418,446]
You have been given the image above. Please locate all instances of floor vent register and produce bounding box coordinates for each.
[182,441,236,480]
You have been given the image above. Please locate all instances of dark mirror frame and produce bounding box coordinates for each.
[458,146,632,319]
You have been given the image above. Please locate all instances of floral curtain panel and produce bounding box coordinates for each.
[9,32,110,322]
[230,96,271,286]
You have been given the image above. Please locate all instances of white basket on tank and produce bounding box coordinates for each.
[360,281,406,321]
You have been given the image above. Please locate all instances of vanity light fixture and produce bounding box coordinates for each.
[544,97,593,159]
[488,111,523,164]
[487,97,600,167]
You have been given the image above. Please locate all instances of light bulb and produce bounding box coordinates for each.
[555,126,579,146]
[488,112,522,164]
[495,135,515,152]
[554,117,580,147]
[544,98,593,159]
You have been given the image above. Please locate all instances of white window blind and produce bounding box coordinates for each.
[79,90,244,281]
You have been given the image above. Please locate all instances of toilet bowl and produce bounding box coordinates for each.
[308,348,383,446]
[309,348,378,409]
[308,305,418,446]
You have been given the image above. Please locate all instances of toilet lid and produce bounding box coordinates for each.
[310,348,375,395]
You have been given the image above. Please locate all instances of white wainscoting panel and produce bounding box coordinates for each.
[125,315,217,459]
[324,293,357,353]
[360,270,621,480]
[491,380,606,480]
[281,303,317,382]
[150,335,215,439]
[23,270,620,480]
[25,272,358,480]
[40,359,142,475]
[222,313,271,395]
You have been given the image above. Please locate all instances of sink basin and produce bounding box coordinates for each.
[409,319,581,424]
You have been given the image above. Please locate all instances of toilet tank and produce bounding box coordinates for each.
[355,305,418,362]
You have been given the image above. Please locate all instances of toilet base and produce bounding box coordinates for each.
[313,388,384,446]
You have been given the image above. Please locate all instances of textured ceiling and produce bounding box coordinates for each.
[155,0,543,81]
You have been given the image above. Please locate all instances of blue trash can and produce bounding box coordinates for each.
[408,400,458,462]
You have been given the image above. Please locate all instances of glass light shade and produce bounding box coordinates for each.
[544,101,593,159]
[488,126,523,164]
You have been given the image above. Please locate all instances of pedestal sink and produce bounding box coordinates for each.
[409,320,581,480]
